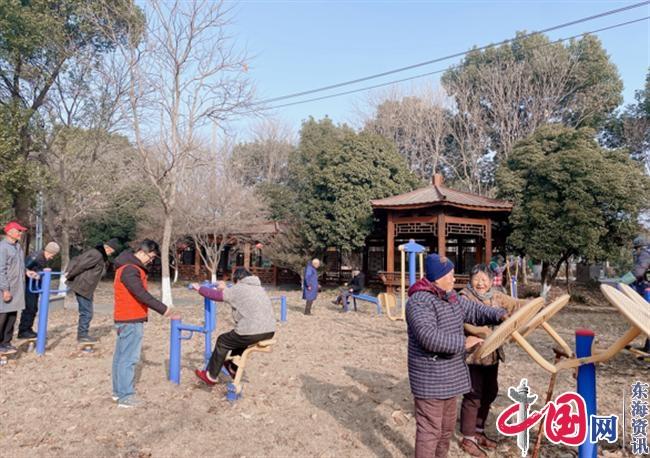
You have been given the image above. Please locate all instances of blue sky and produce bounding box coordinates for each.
[225,0,650,136]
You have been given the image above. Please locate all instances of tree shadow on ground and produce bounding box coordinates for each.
[301,370,414,457]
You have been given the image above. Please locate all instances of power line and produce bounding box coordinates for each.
[254,1,650,106]
[261,15,649,111]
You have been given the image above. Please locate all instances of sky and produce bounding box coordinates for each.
[224,0,650,137]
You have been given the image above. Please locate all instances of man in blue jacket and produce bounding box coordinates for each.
[406,254,508,458]
[302,258,320,315]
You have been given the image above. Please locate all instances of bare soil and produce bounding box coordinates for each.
[0,282,647,457]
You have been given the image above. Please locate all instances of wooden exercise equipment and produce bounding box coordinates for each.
[378,292,399,320]
[519,294,573,357]
[226,339,276,395]
[477,284,649,374]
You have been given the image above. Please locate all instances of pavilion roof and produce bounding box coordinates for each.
[371,176,512,212]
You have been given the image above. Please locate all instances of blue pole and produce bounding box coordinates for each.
[280,296,287,322]
[203,295,213,366]
[35,270,52,356]
[576,329,597,458]
[169,319,181,384]
[408,251,416,287]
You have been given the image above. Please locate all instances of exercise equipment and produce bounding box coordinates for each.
[386,239,426,321]
[225,338,277,401]
[27,269,68,356]
[477,283,650,458]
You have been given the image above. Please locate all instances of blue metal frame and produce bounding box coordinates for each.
[28,269,68,356]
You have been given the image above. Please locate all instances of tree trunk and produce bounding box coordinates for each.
[565,260,571,294]
[58,227,71,296]
[161,212,173,305]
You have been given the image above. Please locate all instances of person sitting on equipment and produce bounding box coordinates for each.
[458,264,527,457]
[191,267,276,385]
[406,253,508,458]
[332,269,365,308]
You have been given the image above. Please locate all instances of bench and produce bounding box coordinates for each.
[345,293,382,315]
[225,339,277,399]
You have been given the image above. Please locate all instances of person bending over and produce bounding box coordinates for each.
[192,267,276,385]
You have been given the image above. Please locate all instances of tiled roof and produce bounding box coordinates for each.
[371,185,512,211]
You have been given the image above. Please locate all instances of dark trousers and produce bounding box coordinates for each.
[304,300,314,315]
[414,396,458,458]
[207,330,275,379]
[460,363,500,436]
[0,312,17,346]
[76,293,94,338]
[18,290,39,333]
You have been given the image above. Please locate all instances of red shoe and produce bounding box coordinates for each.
[194,369,217,386]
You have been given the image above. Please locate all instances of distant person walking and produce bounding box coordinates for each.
[65,238,120,343]
[303,258,320,315]
[17,241,61,339]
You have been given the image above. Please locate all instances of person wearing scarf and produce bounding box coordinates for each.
[406,254,508,458]
[459,264,527,457]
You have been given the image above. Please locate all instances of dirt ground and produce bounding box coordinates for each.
[0,281,647,458]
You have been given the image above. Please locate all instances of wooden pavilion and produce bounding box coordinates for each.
[368,174,513,289]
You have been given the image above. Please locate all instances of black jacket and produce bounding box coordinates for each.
[349,273,365,294]
[114,251,167,321]
[66,245,109,299]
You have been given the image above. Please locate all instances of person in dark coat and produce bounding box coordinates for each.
[332,269,365,309]
[17,241,61,339]
[406,253,508,458]
[302,258,320,315]
[65,238,120,342]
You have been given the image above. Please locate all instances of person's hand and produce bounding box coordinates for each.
[189,282,200,291]
[307,286,312,290]
[165,308,181,320]
[26,270,40,280]
[465,336,484,351]
[217,281,226,290]
[348,288,354,293]
[3,290,12,302]
[500,309,511,321]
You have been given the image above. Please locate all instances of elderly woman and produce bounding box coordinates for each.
[458,264,526,457]
[406,254,508,458]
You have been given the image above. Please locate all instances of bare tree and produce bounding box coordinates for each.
[176,153,267,283]
[363,85,451,181]
[229,119,294,186]
[96,0,254,304]
[42,49,137,271]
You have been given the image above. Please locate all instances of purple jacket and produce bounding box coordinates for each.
[405,278,507,399]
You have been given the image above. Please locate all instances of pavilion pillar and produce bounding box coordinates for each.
[437,213,446,255]
[387,212,395,272]
[485,219,492,262]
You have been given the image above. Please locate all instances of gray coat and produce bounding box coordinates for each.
[223,276,276,335]
[0,239,26,313]
[66,246,108,299]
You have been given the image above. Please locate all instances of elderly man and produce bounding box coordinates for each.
[406,253,508,458]
[302,258,320,315]
[18,241,61,339]
[0,222,37,352]
[66,238,120,343]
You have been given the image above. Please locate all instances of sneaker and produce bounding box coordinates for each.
[460,438,488,458]
[476,432,498,449]
[194,369,217,386]
[78,335,98,343]
[2,344,17,352]
[18,330,37,339]
[111,396,119,402]
[117,397,142,408]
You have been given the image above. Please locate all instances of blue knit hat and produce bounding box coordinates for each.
[425,253,454,282]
